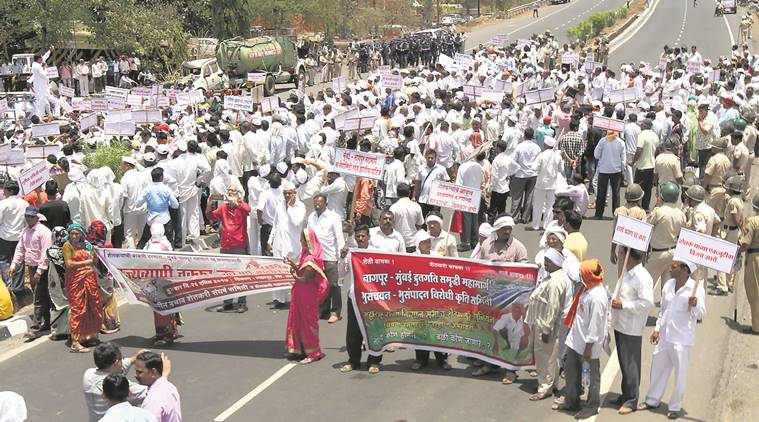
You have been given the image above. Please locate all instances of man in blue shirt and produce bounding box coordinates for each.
[535,116,555,150]
[135,166,178,248]
[593,131,626,219]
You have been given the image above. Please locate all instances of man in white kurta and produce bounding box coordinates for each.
[268,181,305,306]
[171,145,211,247]
[30,49,52,118]
[639,258,705,419]
[530,136,564,231]
[120,157,149,249]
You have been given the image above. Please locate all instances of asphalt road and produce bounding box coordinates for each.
[0,5,751,422]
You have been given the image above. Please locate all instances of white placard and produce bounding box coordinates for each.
[438,53,455,69]
[108,98,126,110]
[675,228,739,273]
[490,34,509,47]
[31,122,60,138]
[59,98,74,114]
[105,86,129,102]
[189,90,204,104]
[612,214,654,252]
[247,72,266,82]
[46,67,59,79]
[493,79,513,93]
[454,53,474,66]
[480,89,503,103]
[517,38,530,46]
[584,61,603,75]
[586,52,596,62]
[156,95,170,107]
[333,108,360,130]
[608,87,639,104]
[0,143,10,162]
[342,116,377,131]
[25,144,62,160]
[260,96,279,114]
[592,116,626,132]
[333,148,385,180]
[686,61,702,74]
[59,86,75,97]
[332,77,350,92]
[524,88,555,105]
[382,74,403,90]
[131,87,153,97]
[71,97,89,111]
[1,149,25,166]
[426,180,481,213]
[17,160,50,195]
[80,113,98,129]
[706,69,721,82]
[127,94,146,107]
[105,110,132,123]
[91,98,108,111]
[223,95,254,112]
[131,109,162,123]
[104,121,136,136]
[463,85,484,98]
[561,52,580,67]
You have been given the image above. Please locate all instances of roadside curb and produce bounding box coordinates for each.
[607,14,639,43]
[609,0,661,53]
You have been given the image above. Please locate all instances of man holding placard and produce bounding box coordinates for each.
[610,249,654,414]
[638,258,705,420]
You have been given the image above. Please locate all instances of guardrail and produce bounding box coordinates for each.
[506,0,547,18]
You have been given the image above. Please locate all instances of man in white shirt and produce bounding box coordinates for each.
[488,140,518,222]
[368,210,405,252]
[510,129,541,224]
[639,258,705,420]
[268,181,305,308]
[320,169,348,220]
[389,183,424,252]
[560,259,609,419]
[257,173,283,256]
[76,59,90,97]
[171,141,211,247]
[120,157,149,249]
[529,136,564,231]
[0,181,29,300]
[610,249,654,414]
[308,194,345,323]
[383,147,407,205]
[99,374,156,422]
[415,149,450,218]
[30,48,52,118]
[457,149,485,251]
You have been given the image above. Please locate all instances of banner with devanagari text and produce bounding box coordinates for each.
[97,249,294,315]
[350,251,538,369]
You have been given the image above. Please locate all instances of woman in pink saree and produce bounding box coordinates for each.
[285,228,329,364]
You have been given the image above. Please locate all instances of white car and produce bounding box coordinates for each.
[441,16,456,26]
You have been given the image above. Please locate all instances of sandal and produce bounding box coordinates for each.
[339,364,354,373]
[368,365,380,374]
[530,391,551,401]
[502,372,518,384]
[69,346,91,353]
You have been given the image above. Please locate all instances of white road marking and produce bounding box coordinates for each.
[0,297,128,365]
[507,0,601,36]
[213,363,297,421]
[722,13,736,45]
[610,0,662,53]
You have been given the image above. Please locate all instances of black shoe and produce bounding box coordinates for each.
[217,305,236,313]
[273,301,288,310]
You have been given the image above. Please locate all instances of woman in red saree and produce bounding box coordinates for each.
[285,228,329,364]
[63,223,102,353]
[86,220,120,334]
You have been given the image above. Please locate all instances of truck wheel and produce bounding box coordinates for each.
[264,74,275,96]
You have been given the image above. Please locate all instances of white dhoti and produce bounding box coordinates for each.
[644,340,691,412]
[531,188,556,230]
[533,330,559,394]
[180,192,201,244]
[78,76,89,97]
[123,211,147,249]
[247,215,261,256]
[33,90,47,118]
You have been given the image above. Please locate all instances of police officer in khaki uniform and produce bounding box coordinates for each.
[705,174,728,223]
[739,194,759,334]
[714,175,745,295]
[702,137,732,188]
[611,184,648,276]
[645,182,687,288]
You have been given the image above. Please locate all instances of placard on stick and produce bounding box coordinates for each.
[612,214,654,252]
[675,228,739,273]
[425,180,481,213]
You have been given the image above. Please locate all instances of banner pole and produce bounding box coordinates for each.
[613,248,630,299]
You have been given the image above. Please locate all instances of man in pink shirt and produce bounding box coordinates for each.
[135,351,181,422]
[8,206,52,336]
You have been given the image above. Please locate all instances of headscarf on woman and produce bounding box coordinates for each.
[86,220,111,248]
[299,228,327,284]
[209,159,236,199]
[67,223,93,252]
[144,224,172,252]
[47,226,70,338]
[563,259,605,328]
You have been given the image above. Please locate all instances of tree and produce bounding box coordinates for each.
[211,0,253,39]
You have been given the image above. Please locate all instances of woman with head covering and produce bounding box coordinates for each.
[63,223,102,352]
[209,158,235,203]
[79,168,114,232]
[46,226,71,340]
[284,228,329,364]
[86,220,120,335]
[144,224,181,346]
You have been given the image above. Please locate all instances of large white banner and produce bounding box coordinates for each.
[97,249,295,315]
[593,116,626,132]
[31,123,60,138]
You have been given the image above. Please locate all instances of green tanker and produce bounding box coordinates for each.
[216,35,304,96]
